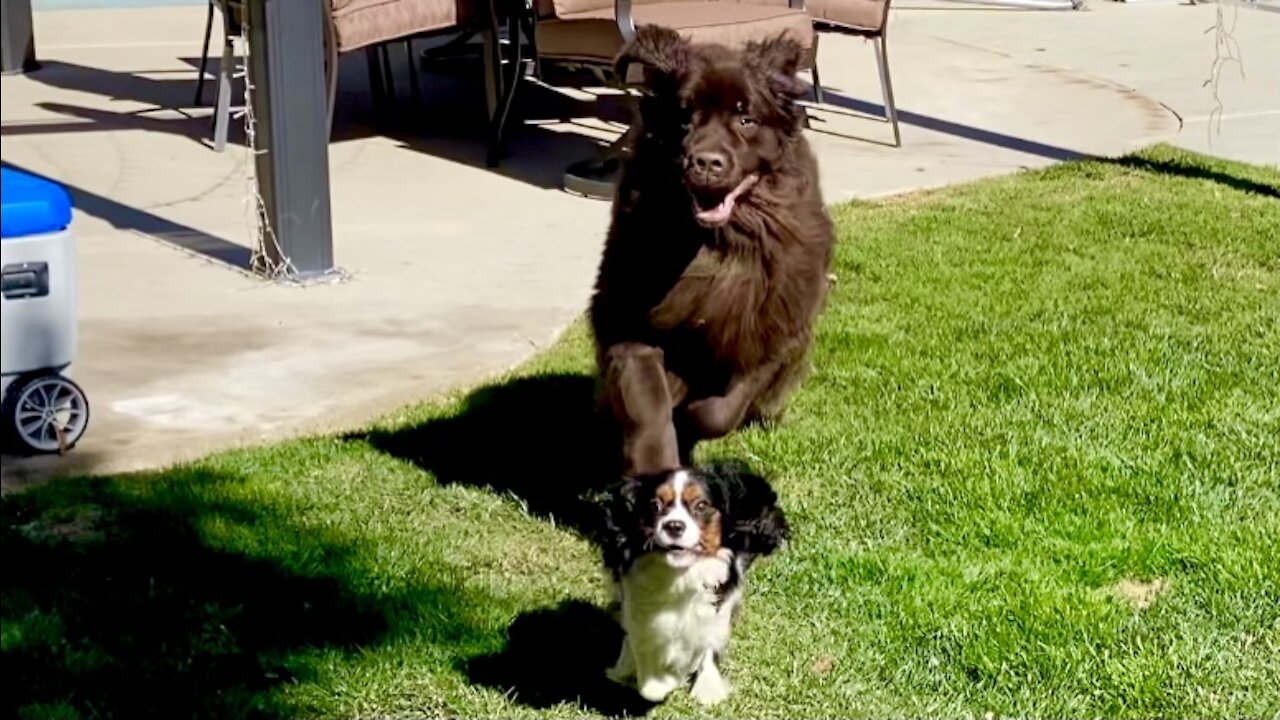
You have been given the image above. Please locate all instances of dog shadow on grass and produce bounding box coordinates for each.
[361,372,620,539]
[466,599,657,716]
[360,373,668,713]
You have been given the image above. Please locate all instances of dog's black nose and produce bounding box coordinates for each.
[662,520,687,537]
[689,151,728,179]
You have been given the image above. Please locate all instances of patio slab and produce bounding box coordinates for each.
[901,0,1280,168]
[2,0,1264,486]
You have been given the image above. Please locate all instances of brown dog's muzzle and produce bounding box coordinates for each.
[686,151,730,185]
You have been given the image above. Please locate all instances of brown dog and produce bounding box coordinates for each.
[591,26,835,476]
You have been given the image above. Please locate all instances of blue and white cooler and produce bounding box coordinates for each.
[0,167,89,454]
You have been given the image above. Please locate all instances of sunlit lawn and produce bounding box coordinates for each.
[4,146,1278,719]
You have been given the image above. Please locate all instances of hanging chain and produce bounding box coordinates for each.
[237,5,298,281]
[1203,0,1246,142]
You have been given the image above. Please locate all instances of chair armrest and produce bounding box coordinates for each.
[615,0,636,41]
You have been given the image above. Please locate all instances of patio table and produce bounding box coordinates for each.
[0,0,336,277]
[2,0,514,279]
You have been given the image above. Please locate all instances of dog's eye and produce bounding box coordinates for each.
[693,499,711,513]
[739,115,757,127]
[651,498,665,513]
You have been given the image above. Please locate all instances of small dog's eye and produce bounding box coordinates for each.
[651,498,665,513]
[694,500,711,513]
[739,115,757,127]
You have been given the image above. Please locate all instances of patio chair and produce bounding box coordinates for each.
[327,0,504,126]
[195,0,502,152]
[780,0,900,146]
[486,0,817,196]
[193,0,243,152]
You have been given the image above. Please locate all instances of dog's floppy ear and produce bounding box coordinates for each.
[706,462,790,559]
[600,475,646,577]
[614,25,691,92]
[745,34,808,101]
[748,33,805,80]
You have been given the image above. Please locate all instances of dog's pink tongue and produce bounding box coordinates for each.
[695,198,735,225]
[695,174,759,226]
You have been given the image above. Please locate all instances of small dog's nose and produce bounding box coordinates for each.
[689,151,727,178]
[661,520,687,537]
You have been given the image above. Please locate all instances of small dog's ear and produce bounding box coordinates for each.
[615,25,691,92]
[707,463,791,558]
[604,474,643,517]
[600,475,645,576]
[745,34,808,101]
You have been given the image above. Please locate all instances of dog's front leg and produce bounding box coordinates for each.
[606,636,637,686]
[689,651,730,705]
[603,342,681,474]
[683,359,784,440]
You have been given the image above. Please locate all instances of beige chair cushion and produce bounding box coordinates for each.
[538,2,816,66]
[536,0,608,18]
[330,0,472,52]
[536,0,684,20]
[722,0,885,32]
[803,0,885,32]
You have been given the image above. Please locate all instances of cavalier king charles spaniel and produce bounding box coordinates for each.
[600,463,789,705]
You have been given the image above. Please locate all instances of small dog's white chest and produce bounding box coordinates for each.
[619,553,736,676]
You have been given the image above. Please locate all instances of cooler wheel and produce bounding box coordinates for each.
[4,374,90,454]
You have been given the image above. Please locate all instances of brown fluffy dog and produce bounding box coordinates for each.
[591,26,835,476]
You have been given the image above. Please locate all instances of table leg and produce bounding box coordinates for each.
[1,0,38,75]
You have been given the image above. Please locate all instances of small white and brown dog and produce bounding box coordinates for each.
[600,463,789,705]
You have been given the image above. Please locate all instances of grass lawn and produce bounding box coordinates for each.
[3,146,1278,720]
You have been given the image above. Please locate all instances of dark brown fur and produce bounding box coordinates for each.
[591,26,835,473]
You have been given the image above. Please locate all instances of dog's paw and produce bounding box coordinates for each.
[685,396,738,439]
[698,551,732,590]
[637,674,681,702]
[690,671,731,705]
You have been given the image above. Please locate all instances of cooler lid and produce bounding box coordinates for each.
[1,168,73,240]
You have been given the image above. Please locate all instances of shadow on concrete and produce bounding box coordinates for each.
[467,599,656,716]
[358,373,619,539]
[19,60,212,110]
[813,86,1089,162]
[340,71,629,191]
[1,102,212,144]
[0,467,491,718]
[0,160,254,270]
[5,55,615,192]
[0,60,227,145]
[16,100,214,143]
[8,50,1101,193]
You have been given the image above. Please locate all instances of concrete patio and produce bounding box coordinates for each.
[1,0,1275,486]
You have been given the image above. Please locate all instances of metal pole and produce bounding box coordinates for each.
[1,0,38,75]
[246,0,335,279]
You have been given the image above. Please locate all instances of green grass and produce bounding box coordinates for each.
[4,145,1279,719]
